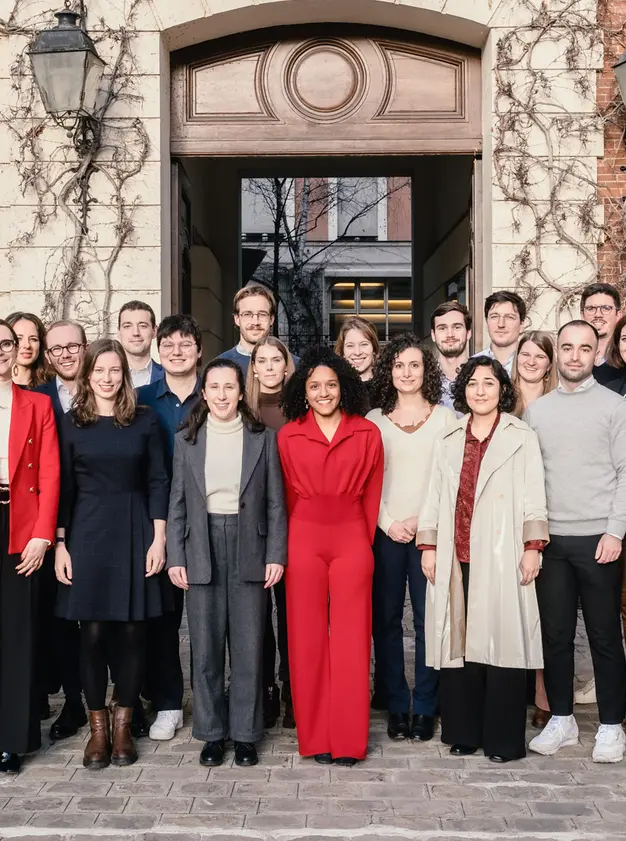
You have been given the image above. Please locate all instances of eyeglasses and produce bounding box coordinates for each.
[0,339,16,353]
[583,304,616,316]
[160,341,197,354]
[239,310,271,322]
[47,343,84,357]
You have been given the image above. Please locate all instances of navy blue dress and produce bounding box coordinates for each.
[56,407,170,622]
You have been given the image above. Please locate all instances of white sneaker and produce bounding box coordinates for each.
[574,678,596,705]
[592,724,626,763]
[149,709,183,741]
[528,715,579,756]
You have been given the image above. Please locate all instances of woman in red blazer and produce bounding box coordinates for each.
[278,347,383,766]
[0,319,60,773]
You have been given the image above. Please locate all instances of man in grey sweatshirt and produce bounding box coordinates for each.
[525,320,626,764]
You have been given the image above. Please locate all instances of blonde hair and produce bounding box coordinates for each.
[245,336,296,419]
[511,330,557,417]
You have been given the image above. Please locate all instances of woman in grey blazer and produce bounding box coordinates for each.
[167,358,287,769]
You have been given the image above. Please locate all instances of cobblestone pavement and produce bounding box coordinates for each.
[0,617,620,841]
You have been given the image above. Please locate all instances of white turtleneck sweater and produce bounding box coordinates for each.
[204,413,244,514]
[0,379,13,484]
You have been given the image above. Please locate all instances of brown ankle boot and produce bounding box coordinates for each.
[83,710,111,770]
[111,705,138,766]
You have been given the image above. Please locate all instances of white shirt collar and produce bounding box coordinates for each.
[236,343,252,358]
[56,375,74,413]
[557,375,596,394]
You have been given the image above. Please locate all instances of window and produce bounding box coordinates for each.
[336,178,379,241]
[445,268,467,306]
[329,278,412,342]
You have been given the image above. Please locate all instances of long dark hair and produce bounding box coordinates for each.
[606,313,626,369]
[281,346,369,421]
[370,333,442,413]
[72,338,137,427]
[183,358,264,444]
[6,311,49,387]
[452,356,516,415]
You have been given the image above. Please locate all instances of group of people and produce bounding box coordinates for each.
[1,278,626,775]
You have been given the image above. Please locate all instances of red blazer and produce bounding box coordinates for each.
[8,384,60,554]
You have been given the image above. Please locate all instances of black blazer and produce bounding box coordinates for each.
[606,373,626,397]
[34,378,64,426]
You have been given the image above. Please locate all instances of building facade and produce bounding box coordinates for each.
[0,0,623,354]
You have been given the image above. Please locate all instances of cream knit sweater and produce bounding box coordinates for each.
[204,413,244,514]
[366,404,456,535]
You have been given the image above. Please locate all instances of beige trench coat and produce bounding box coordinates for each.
[417,413,548,671]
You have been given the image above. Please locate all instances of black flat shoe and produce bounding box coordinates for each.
[450,744,477,756]
[411,714,435,742]
[263,684,280,729]
[199,739,225,767]
[387,712,410,740]
[314,753,333,765]
[0,753,20,774]
[489,754,515,763]
[371,689,387,711]
[234,741,258,767]
[130,702,150,739]
[334,756,358,767]
[49,700,87,741]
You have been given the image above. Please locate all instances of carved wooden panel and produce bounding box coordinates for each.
[171,27,481,156]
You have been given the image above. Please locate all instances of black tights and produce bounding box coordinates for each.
[80,621,146,711]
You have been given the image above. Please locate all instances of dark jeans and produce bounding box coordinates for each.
[439,562,527,759]
[372,529,438,716]
[536,533,626,724]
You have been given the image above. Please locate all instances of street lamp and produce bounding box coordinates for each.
[614,48,626,113]
[29,1,105,130]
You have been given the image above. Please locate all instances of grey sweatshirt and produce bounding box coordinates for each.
[525,382,626,537]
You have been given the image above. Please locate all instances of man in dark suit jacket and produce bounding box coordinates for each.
[117,300,164,387]
[34,320,87,741]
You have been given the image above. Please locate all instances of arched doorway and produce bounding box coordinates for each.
[169,25,483,354]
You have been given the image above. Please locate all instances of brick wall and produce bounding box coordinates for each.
[597,1,626,291]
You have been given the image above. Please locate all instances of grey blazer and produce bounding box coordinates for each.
[166,420,287,584]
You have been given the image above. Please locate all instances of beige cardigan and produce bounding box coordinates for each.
[417,413,548,671]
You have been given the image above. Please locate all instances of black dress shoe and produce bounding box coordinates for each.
[263,684,281,729]
[0,753,20,774]
[49,700,88,741]
[314,753,333,765]
[130,702,150,739]
[387,712,410,740]
[371,689,387,711]
[334,756,358,767]
[234,741,258,767]
[489,754,515,763]
[199,739,225,767]
[450,744,477,756]
[411,714,435,742]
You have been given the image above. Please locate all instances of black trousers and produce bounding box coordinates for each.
[262,578,289,687]
[38,548,82,703]
[0,505,40,753]
[439,563,527,759]
[144,585,185,711]
[536,534,626,723]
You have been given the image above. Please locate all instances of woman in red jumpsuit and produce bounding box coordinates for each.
[278,347,383,765]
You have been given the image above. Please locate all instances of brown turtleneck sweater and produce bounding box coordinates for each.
[258,390,286,432]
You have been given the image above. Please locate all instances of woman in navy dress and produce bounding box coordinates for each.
[55,339,169,770]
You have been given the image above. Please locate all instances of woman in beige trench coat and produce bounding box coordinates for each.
[417,356,549,763]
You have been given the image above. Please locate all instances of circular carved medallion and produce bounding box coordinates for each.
[284,40,368,122]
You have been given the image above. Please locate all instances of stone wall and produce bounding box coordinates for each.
[0,0,611,334]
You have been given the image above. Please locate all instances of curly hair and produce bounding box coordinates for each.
[452,356,516,415]
[281,346,369,421]
[370,334,442,413]
[183,357,264,444]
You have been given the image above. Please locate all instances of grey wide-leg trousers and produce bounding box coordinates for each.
[187,514,266,743]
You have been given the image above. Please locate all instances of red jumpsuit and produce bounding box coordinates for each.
[277,411,383,759]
